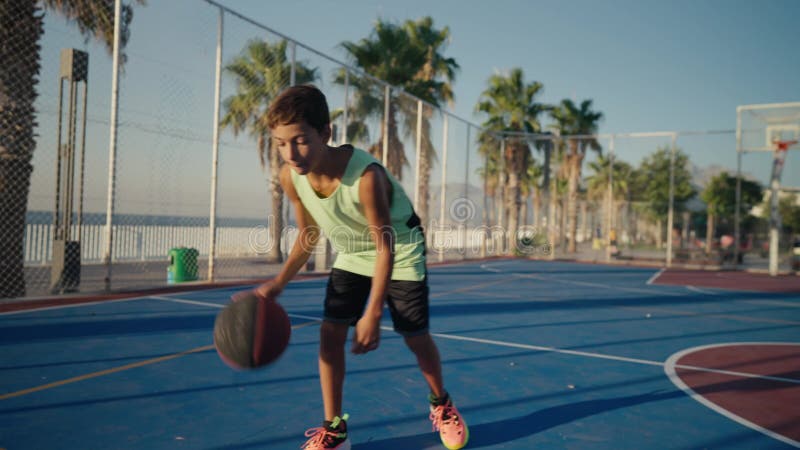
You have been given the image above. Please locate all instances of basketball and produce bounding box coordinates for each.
[213,291,291,370]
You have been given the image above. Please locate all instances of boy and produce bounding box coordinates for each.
[255,85,468,450]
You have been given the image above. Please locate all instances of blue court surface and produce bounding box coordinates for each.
[2,260,799,449]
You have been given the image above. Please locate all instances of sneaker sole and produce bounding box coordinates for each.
[441,423,469,450]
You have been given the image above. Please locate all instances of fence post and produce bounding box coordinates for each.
[438,114,449,262]
[414,99,422,211]
[666,132,677,267]
[382,84,390,166]
[208,7,223,281]
[102,0,122,292]
[606,135,615,262]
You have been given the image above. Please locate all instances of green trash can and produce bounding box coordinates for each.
[167,247,199,283]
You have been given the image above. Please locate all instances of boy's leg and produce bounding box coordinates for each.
[403,332,445,398]
[388,277,469,449]
[320,268,371,421]
[319,320,349,420]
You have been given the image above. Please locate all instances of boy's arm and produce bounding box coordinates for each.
[255,165,320,300]
[352,164,394,354]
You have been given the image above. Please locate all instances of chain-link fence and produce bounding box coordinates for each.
[3,1,798,300]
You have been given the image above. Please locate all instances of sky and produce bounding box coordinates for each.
[31,0,800,219]
[215,0,799,132]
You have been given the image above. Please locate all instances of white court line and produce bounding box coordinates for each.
[647,268,665,285]
[478,261,800,325]
[150,296,323,325]
[665,343,800,448]
[0,275,328,317]
[151,295,800,385]
[481,263,688,297]
[743,299,800,308]
[687,285,721,295]
[0,296,146,316]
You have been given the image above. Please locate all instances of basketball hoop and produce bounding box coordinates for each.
[774,139,798,151]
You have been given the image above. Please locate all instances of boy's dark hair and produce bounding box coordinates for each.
[267,84,330,132]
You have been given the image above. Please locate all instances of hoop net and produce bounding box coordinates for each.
[774,139,799,151]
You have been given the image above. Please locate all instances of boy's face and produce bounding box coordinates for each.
[271,121,331,175]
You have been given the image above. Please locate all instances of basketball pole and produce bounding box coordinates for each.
[102,0,122,292]
[768,140,797,275]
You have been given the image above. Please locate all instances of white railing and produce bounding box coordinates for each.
[23,223,507,265]
[23,224,263,265]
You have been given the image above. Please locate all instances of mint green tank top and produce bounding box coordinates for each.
[290,147,426,281]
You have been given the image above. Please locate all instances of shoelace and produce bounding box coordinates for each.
[301,427,344,449]
[430,403,460,432]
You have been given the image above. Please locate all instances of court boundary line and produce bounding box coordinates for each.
[0,320,320,401]
[149,297,800,385]
[480,263,689,297]
[0,276,327,317]
[646,269,664,285]
[479,261,800,326]
[664,342,800,448]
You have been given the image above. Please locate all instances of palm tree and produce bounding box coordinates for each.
[475,68,549,252]
[522,160,544,227]
[401,17,458,229]
[0,0,143,298]
[585,155,632,245]
[338,18,455,184]
[550,99,603,253]
[220,38,317,263]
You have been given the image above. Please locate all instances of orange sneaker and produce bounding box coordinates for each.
[429,396,469,449]
[301,414,350,450]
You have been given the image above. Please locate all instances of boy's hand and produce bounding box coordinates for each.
[254,280,283,301]
[352,315,381,354]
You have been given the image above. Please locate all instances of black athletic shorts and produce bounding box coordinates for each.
[324,268,429,336]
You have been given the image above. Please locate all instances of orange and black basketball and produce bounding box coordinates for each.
[213,291,291,370]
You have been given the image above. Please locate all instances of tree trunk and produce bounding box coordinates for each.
[267,138,284,263]
[706,212,714,254]
[566,150,582,253]
[506,172,520,253]
[0,1,42,298]
[560,192,568,249]
[497,183,505,252]
[370,103,407,181]
[656,218,663,250]
[533,187,541,230]
[418,141,431,231]
[520,195,528,227]
[681,211,690,249]
[546,178,557,257]
[580,200,588,244]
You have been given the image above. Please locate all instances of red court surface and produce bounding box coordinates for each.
[654,269,800,293]
[666,343,800,445]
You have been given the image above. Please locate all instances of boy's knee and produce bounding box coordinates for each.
[403,332,433,351]
[319,321,348,354]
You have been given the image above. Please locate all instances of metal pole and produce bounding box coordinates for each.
[481,147,488,258]
[666,133,677,267]
[53,79,64,239]
[65,79,77,240]
[463,125,471,257]
[341,71,348,144]
[606,136,614,262]
[734,108,742,268]
[102,0,123,291]
[382,85,390,166]
[290,41,296,86]
[414,100,423,211]
[499,137,506,254]
[208,7,223,281]
[438,115,449,262]
[77,80,88,237]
